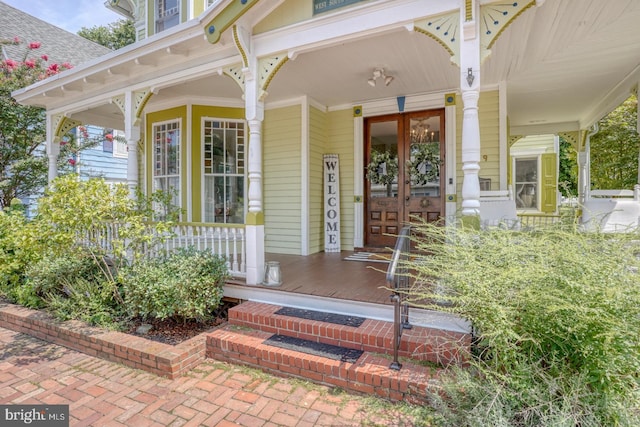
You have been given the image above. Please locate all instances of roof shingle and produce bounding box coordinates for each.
[0,1,112,66]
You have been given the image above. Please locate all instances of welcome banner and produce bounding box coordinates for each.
[323,154,340,252]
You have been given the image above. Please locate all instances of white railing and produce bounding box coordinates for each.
[80,223,246,278]
[582,185,640,233]
[152,224,246,277]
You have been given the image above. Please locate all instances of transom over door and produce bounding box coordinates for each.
[365,110,445,248]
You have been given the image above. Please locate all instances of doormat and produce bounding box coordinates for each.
[343,252,390,263]
[275,307,366,328]
[264,334,364,363]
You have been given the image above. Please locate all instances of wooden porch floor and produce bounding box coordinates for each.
[230,251,393,305]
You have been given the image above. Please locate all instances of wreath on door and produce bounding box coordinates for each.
[409,143,441,185]
[366,150,398,186]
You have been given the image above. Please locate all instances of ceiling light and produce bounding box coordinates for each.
[367,68,394,87]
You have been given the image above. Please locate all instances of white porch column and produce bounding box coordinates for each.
[244,61,265,285]
[46,113,59,184]
[124,91,141,198]
[459,0,482,217]
[577,150,588,204]
[580,125,598,203]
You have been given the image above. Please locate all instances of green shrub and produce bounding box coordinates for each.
[120,247,229,322]
[22,250,124,328]
[0,175,191,329]
[407,222,640,426]
[0,207,50,291]
[26,251,108,296]
[43,275,123,329]
[35,175,179,265]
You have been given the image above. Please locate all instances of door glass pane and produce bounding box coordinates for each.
[515,158,537,209]
[409,116,440,197]
[367,120,398,198]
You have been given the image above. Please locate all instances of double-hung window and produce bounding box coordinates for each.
[153,120,181,217]
[112,130,127,158]
[203,119,245,224]
[514,157,538,209]
[156,0,179,33]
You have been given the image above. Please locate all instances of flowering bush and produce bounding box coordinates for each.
[0,37,72,84]
[0,36,75,209]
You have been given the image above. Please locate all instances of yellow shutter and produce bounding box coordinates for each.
[541,153,557,213]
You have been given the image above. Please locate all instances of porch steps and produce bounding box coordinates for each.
[206,301,472,403]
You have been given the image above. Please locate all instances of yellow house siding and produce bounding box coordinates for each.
[190,105,245,223]
[308,106,327,254]
[147,0,153,38]
[193,0,208,17]
[253,0,312,34]
[264,105,302,254]
[456,90,500,194]
[255,0,373,33]
[145,106,188,211]
[327,109,355,251]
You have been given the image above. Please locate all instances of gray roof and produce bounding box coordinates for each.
[0,1,111,66]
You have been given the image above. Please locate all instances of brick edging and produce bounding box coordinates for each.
[0,302,206,379]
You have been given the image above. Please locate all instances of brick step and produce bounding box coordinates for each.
[206,324,436,404]
[228,301,470,366]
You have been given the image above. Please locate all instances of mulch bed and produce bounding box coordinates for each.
[0,295,239,346]
[123,299,239,345]
[124,317,226,345]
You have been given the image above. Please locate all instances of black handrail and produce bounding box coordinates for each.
[386,226,412,370]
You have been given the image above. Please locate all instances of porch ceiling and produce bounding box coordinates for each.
[258,0,640,134]
[12,0,640,136]
[486,0,640,134]
[265,27,460,108]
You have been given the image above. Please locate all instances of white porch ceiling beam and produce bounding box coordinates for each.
[72,111,125,130]
[510,121,581,136]
[581,62,640,130]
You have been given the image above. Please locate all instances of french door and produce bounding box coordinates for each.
[365,109,445,248]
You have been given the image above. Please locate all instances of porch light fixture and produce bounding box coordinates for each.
[368,68,394,87]
[466,67,475,87]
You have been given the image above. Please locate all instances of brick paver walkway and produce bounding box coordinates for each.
[0,327,422,426]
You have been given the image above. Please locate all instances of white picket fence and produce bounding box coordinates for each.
[80,223,246,277]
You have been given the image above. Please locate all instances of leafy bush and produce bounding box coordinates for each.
[406,222,640,426]
[0,206,48,290]
[120,247,229,322]
[35,175,179,265]
[21,250,124,328]
[0,176,185,329]
[44,275,123,328]
[26,251,108,296]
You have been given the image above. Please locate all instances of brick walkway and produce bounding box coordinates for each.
[0,327,422,426]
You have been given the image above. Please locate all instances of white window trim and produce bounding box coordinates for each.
[512,154,542,212]
[112,129,128,159]
[152,118,182,215]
